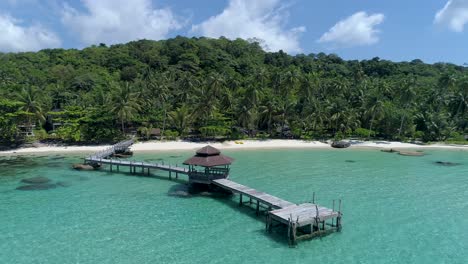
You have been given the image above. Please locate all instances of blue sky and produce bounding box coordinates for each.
[0,0,467,64]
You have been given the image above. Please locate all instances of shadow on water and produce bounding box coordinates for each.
[90,168,188,185]
[208,194,291,245]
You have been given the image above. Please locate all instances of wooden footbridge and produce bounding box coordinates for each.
[84,139,188,179]
[82,140,342,246]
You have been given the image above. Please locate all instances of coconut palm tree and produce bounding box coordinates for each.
[365,95,385,139]
[111,82,141,133]
[169,105,192,137]
[16,86,46,125]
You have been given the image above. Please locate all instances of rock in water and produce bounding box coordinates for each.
[56,181,72,187]
[398,151,424,156]
[16,183,57,191]
[21,176,51,184]
[435,161,460,166]
[331,141,351,148]
[72,164,95,170]
[381,149,397,153]
[168,184,191,197]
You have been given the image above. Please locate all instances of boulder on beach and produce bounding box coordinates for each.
[72,164,96,170]
[434,161,460,166]
[331,141,351,148]
[16,183,57,191]
[398,151,424,156]
[21,176,51,184]
[381,148,398,153]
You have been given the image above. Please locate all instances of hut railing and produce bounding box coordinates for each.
[188,171,229,181]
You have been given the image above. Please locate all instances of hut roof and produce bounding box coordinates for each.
[183,145,233,167]
[196,145,221,156]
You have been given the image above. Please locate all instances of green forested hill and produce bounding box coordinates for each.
[0,36,467,145]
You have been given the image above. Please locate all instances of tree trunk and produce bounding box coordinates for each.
[398,114,406,137]
[161,108,167,141]
[121,119,125,134]
[368,113,375,140]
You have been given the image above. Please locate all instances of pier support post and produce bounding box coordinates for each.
[239,194,243,206]
[169,171,172,180]
[256,200,260,215]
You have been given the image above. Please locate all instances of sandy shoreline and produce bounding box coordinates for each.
[0,139,467,155]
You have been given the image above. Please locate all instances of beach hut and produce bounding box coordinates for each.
[183,145,234,184]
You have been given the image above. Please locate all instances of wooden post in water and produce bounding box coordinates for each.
[239,194,243,205]
[312,192,315,204]
[256,200,260,215]
[337,199,342,231]
[332,200,335,227]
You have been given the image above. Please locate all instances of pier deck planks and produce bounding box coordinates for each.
[212,179,295,209]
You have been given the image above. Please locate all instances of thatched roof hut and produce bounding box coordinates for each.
[183,145,233,167]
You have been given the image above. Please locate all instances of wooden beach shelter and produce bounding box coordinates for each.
[183,145,234,184]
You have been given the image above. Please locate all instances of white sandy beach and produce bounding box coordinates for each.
[1,139,467,154]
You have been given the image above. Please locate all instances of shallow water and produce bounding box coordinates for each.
[1,149,467,264]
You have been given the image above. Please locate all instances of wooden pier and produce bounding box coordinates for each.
[213,179,342,245]
[81,140,342,246]
[84,139,188,179]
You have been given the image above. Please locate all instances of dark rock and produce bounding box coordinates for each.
[381,148,398,153]
[16,183,57,191]
[331,141,351,148]
[168,184,191,197]
[398,151,425,156]
[56,181,72,187]
[345,160,356,163]
[435,161,460,166]
[21,176,51,184]
[72,164,95,170]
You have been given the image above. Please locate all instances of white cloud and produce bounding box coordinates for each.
[435,0,468,32]
[0,14,61,52]
[61,0,182,45]
[318,11,384,47]
[191,0,305,53]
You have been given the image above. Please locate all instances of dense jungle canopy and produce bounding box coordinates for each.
[0,36,467,146]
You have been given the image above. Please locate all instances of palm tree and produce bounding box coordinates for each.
[147,73,170,139]
[398,78,416,137]
[111,82,141,133]
[259,95,278,134]
[365,95,385,140]
[16,86,46,125]
[275,98,296,137]
[168,105,192,137]
[207,73,225,99]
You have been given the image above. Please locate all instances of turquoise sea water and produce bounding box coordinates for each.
[1,148,468,264]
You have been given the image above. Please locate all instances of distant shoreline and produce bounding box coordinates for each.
[0,139,467,155]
